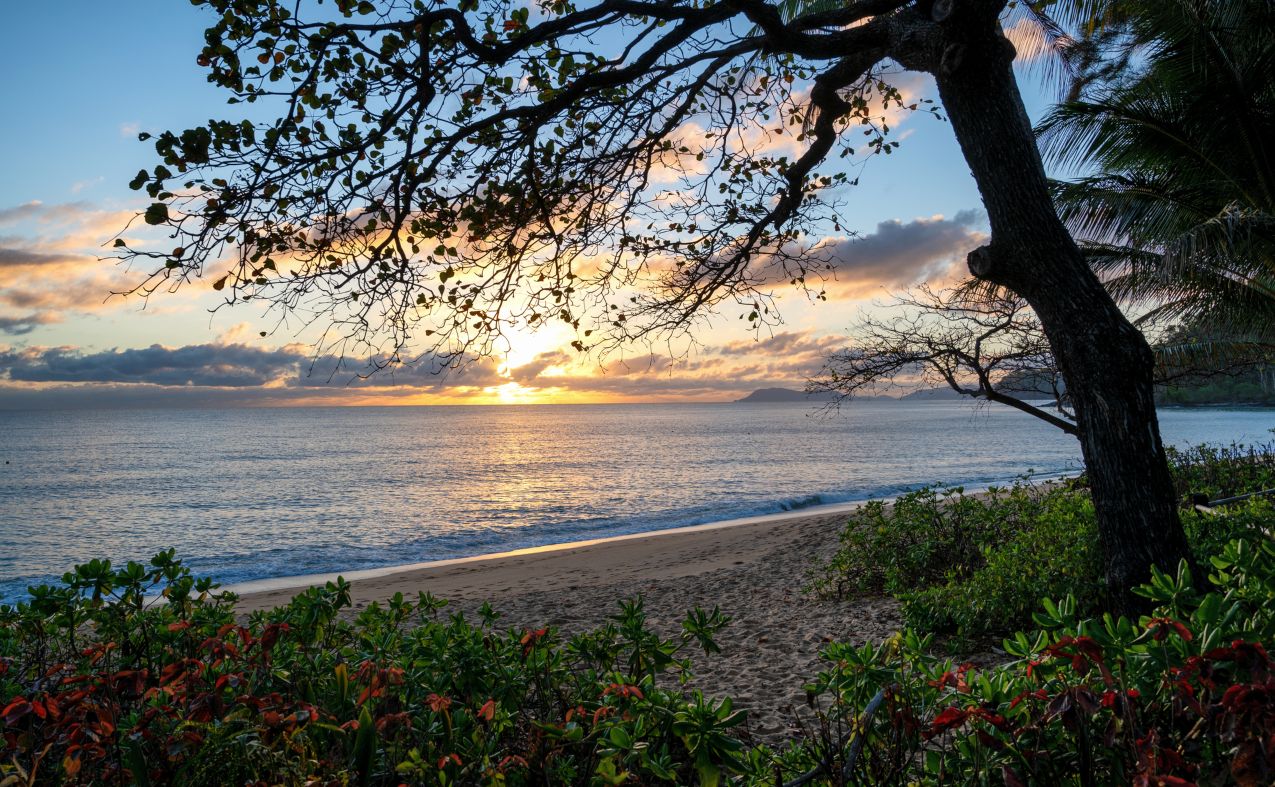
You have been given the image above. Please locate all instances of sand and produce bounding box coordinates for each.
[233,506,903,743]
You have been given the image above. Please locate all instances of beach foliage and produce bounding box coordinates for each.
[813,444,1275,637]
[789,533,1275,785]
[6,532,1275,785]
[0,559,750,785]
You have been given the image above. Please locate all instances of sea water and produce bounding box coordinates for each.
[0,401,1270,599]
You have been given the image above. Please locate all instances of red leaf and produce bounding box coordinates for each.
[926,706,970,738]
[63,749,83,778]
[2,698,32,726]
[426,693,452,713]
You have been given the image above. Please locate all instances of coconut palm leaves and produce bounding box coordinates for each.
[1038,0,1275,369]
[1003,0,1137,100]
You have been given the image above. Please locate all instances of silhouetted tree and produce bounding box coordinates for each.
[809,285,1077,434]
[119,0,1191,604]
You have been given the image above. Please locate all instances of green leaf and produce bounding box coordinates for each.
[352,704,375,787]
[144,203,169,225]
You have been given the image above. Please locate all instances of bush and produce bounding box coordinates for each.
[902,489,1102,636]
[0,555,753,786]
[7,535,1275,785]
[814,445,1275,637]
[811,482,1105,637]
[786,533,1275,785]
[1169,442,1275,501]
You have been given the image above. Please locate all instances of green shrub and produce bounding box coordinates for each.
[902,489,1101,636]
[7,536,1274,785]
[0,556,752,786]
[1168,442,1275,501]
[809,484,1061,599]
[811,482,1104,636]
[815,444,1275,637]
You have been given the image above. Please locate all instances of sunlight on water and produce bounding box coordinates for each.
[0,402,1270,599]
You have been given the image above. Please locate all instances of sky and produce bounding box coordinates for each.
[0,1,1059,408]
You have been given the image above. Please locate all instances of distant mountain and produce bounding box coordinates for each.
[734,387,840,403]
[899,387,969,401]
[734,387,896,403]
[999,369,1063,397]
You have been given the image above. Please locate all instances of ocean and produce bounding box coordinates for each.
[0,401,1271,600]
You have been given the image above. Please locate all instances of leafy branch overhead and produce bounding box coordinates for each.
[113,0,1208,602]
[115,0,955,365]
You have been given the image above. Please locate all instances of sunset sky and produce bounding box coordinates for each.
[0,1,1059,408]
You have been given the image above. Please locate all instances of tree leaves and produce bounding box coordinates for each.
[144,203,169,226]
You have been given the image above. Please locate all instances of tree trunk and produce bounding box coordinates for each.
[928,19,1193,608]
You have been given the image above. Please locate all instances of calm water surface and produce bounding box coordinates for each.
[0,402,1271,599]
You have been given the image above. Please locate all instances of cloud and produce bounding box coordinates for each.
[0,247,80,269]
[507,350,572,383]
[715,331,842,358]
[0,200,146,323]
[1004,17,1058,64]
[801,210,986,297]
[0,313,60,336]
[1,344,305,387]
[0,324,854,408]
[70,177,104,195]
[0,342,509,392]
[0,201,51,225]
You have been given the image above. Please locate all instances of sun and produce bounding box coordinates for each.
[496,321,574,373]
[485,381,539,404]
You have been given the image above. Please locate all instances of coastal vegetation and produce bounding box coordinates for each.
[1156,367,1275,407]
[813,444,1275,638]
[2,446,1273,784]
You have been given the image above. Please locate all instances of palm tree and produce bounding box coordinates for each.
[1036,0,1275,370]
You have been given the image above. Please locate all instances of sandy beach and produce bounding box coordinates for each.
[234,505,903,742]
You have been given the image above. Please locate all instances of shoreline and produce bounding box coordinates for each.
[227,496,886,599]
[229,474,1075,604]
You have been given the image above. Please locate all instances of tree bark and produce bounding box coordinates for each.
[924,17,1193,607]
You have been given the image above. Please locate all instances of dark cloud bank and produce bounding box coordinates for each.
[0,330,842,409]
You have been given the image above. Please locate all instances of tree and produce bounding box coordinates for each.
[807,283,1267,432]
[118,0,1191,603]
[1039,0,1275,369]
[808,284,1078,434]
